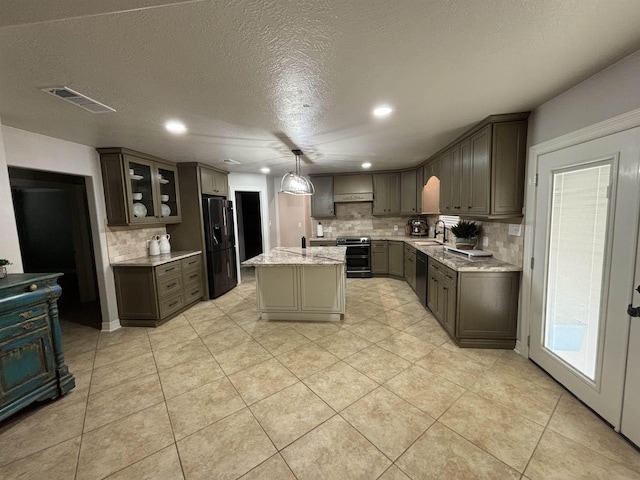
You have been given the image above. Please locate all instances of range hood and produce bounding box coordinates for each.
[333,174,373,202]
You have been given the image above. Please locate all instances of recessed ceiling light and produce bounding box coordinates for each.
[260,167,270,174]
[165,120,187,134]
[362,162,372,169]
[373,105,393,117]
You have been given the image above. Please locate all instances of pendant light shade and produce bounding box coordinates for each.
[280,150,315,195]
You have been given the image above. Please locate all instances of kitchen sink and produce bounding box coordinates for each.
[413,240,442,246]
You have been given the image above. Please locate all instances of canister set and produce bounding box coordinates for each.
[148,234,171,256]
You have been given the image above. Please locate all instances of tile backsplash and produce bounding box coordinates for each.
[106,226,167,263]
[311,203,524,267]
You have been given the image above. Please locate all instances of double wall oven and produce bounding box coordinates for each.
[336,236,371,278]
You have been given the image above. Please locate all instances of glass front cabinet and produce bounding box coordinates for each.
[98,148,181,226]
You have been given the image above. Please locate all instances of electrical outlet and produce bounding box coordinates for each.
[483,236,489,247]
[508,224,522,236]
[298,222,302,228]
[393,225,398,231]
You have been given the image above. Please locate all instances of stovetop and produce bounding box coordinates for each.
[336,236,371,245]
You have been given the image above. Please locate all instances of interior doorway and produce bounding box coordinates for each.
[235,191,263,283]
[9,167,101,329]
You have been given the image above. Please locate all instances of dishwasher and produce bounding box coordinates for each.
[415,250,427,306]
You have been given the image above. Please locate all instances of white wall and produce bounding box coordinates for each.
[529,50,640,145]
[1,126,119,331]
[0,119,23,273]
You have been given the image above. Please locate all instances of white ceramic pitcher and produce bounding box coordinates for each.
[148,236,160,256]
[159,234,171,254]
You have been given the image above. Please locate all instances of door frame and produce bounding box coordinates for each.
[520,107,640,358]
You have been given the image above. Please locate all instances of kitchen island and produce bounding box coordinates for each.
[243,247,347,321]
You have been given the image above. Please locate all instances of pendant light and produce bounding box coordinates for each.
[280,149,315,195]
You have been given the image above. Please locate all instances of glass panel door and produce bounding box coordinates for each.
[157,166,179,221]
[544,162,611,381]
[127,159,156,220]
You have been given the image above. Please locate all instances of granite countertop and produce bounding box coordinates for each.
[111,250,202,267]
[242,247,346,266]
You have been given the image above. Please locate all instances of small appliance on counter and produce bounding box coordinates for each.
[410,219,428,236]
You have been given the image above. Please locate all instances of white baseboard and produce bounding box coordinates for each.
[101,318,121,332]
[514,339,529,358]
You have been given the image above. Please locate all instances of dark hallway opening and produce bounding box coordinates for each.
[9,167,101,329]
[235,191,263,262]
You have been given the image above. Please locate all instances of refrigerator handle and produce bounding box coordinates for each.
[222,206,228,237]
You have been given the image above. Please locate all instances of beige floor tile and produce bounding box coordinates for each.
[344,301,386,323]
[547,394,640,473]
[416,347,486,388]
[229,358,298,405]
[394,301,433,318]
[158,355,225,399]
[166,376,246,440]
[64,347,96,373]
[384,364,465,418]
[218,298,257,315]
[289,321,342,340]
[188,313,237,337]
[65,367,92,403]
[377,331,437,362]
[402,321,450,346]
[239,453,296,480]
[241,319,290,336]
[210,291,246,310]
[303,361,378,411]
[282,415,391,480]
[177,408,276,480]
[0,436,81,480]
[342,387,434,460]
[90,352,157,395]
[345,345,411,384]
[254,327,311,356]
[250,382,334,449]
[375,309,423,329]
[441,341,506,367]
[227,306,263,325]
[525,430,640,480]
[76,403,174,480]
[84,373,164,432]
[183,302,226,320]
[440,392,544,472]
[397,422,520,480]
[213,340,273,375]
[315,329,371,359]
[493,351,565,394]
[370,292,414,309]
[346,320,398,343]
[470,369,561,426]
[378,465,412,480]
[153,337,211,370]
[147,314,191,333]
[148,323,198,351]
[105,444,184,479]
[97,327,149,350]
[201,324,252,354]
[64,334,99,356]
[0,399,86,466]
[93,336,152,368]
[276,342,339,378]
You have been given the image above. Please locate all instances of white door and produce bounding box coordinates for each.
[622,238,640,445]
[529,127,640,428]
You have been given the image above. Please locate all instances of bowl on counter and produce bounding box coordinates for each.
[160,194,169,202]
[132,192,142,200]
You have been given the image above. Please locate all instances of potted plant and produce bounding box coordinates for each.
[450,221,480,249]
[0,259,11,279]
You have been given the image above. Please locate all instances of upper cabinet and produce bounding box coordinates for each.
[435,113,528,218]
[201,167,228,197]
[311,176,335,217]
[373,173,401,215]
[400,169,418,215]
[98,148,182,226]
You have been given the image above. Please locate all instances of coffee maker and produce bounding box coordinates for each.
[411,219,428,236]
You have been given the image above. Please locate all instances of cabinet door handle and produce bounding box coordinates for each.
[19,310,33,319]
[189,274,198,280]
[165,267,176,272]
[29,284,38,292]
[22,321,35,330]
[168,300,179,308]
[167,282,178,289]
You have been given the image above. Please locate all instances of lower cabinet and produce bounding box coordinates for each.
[388,241,404,277]
[427,258,519,348]
[404,244,417,291]
[0,274,75,422]
[114,254,204,327]
[371,240,389,275]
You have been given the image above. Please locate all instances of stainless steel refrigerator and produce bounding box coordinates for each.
[202,195,237,298]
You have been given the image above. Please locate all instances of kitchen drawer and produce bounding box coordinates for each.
[0,313,49,344]
[181,255,201,271]
[159,293,184,319]
[157,275,183,300]
[183,269,202,289]
[1,303,48,330]
[429,259,456,286]
[184,285,203,304]
[155,261,181,280]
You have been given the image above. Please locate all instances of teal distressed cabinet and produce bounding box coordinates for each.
[0,273,75,421]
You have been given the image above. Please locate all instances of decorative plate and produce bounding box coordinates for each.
[161,204,171,217]
[159,178,169,184]
[133,202,147,218]
[130,174,144,180]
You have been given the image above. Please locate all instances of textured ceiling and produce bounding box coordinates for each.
[1,0,640,175]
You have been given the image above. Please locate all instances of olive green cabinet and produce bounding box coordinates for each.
[311,176,335,217]
[388,241,404,277]
[427,257,519,348]
[400,170,418,215]
[404,243,416,291]
[113,254,204,327]
[371,240,389,275]
[333,174,373,202]
[201,168,228,197]
[373,173,401,215]
[98,148,182,226]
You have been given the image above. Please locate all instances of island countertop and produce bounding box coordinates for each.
[242,246,346,266]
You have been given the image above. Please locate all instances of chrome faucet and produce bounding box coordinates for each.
[434,219,447,242]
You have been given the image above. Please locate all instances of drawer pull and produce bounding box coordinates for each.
[22,321,35,330]
[29,284,37,292]
[165,267,176,272]
[168,300,180,308]
[19,310,33,319]
[189,274,198,279]
[166,282,178,289]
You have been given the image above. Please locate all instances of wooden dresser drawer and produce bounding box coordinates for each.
[0,313,49,344]
[157,275,183,300]
[155,261,181,280]
[1,303,48,330]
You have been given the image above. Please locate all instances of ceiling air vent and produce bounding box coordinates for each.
[40,86,116,114]
[222,158,241,165]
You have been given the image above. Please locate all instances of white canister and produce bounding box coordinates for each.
[316,222,324,238]
[159,234,171,254]
[148,236,160,256]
